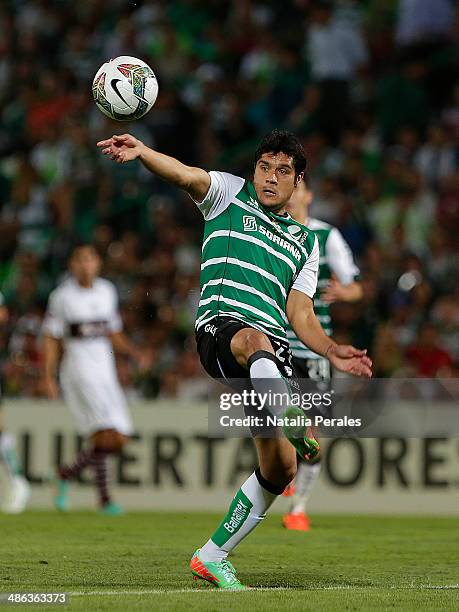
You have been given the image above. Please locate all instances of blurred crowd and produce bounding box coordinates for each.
[0,0,458,398]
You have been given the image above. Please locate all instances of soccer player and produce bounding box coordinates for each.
[282,178,363,531]
[97,129,372,588]
[42,244,148,515]
[0,292,31,513]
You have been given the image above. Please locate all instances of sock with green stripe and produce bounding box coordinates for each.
[198,468,283,562]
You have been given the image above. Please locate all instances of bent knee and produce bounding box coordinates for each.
[244,329,271,353]
[231,328,272,366]
[262,461,297,490]
[91,429,127,453]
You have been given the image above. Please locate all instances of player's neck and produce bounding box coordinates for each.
[291,207,309,225]
[75,277,95,289]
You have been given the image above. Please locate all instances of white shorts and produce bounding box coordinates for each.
[60,371,134,437]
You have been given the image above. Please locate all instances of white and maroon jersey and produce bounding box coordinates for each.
[42,277,122,380]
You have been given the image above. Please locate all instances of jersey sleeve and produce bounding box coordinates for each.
[107,283,123,333]
[192,171,245,221]
[326,228,360,285]
[42,291,66,339]
[291,234,319,298]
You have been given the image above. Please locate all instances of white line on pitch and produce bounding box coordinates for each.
[70,584,459,596]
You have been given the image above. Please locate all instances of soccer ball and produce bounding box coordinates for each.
[92,55,158,121]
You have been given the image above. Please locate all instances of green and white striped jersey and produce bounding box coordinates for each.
[194,171,319,342]
[286,218,360,359]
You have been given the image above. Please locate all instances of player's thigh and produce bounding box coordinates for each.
[61,374,131,436]
[60,374,96,435]
[254,436,297,487]
[196,319,251,380]
[103,380,134,436]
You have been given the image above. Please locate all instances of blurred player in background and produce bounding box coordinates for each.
[97,129,371,588]
[283,179,362,531]
[42,244,149,515]
[0,292,31,513]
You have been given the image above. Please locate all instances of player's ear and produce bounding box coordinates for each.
[294,172,304,187]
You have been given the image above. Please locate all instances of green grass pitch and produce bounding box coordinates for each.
[1,511,458,611]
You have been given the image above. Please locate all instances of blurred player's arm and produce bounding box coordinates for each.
[109,332,152,371]
[41,290,65,399]
[97,134,210,202]
[321,277,362,303]
[0,306,8,325]
[286,237,371,377]
[287,290,372,378]
[42,335,61,399]
[321,228,363,304]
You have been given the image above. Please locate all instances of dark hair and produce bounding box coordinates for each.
[68,242,99,259]
[255,129,306,177]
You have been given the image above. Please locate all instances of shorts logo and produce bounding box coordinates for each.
[205,324,218,335]
[243,216,257,232]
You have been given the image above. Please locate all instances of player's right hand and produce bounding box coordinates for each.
[328,345,373,378]
[42,376,60,400]
[97,134,143,163]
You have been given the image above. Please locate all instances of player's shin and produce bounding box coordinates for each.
[198,468,282,562]
[92,449,110,506]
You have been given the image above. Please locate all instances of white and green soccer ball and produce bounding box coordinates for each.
[92,55,158,121]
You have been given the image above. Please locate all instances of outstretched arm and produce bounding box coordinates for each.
[286,289,372,377]
[97,134,210,201]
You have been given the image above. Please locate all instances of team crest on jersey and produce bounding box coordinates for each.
[298,232,308,245]
[287,224,308,245]
[287,225,302,237]
[243,215,257,231]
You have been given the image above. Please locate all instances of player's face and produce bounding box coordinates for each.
[286,180,313,222]
[254,153,301,212]
[70,247,101,285]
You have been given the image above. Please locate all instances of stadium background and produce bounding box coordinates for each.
[0,0,458,513]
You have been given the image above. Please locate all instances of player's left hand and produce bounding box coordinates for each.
[327,345,372,378]
[97,134,143,163]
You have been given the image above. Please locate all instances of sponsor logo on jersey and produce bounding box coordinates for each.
[242,213,303,260]
[243,215,257,231]
[69,320,110,338]
[258,225,301,260]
